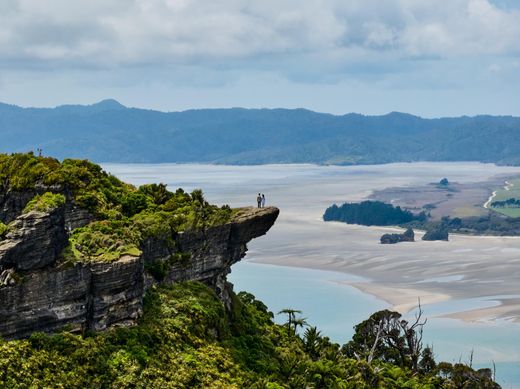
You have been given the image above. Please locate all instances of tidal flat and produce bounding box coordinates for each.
[105,161,520,387]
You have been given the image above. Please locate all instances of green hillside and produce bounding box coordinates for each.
[1,101,520,165]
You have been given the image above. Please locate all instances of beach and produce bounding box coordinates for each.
[104,161,520,386]
[104,161,520,322]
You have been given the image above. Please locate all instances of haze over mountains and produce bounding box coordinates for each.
[1,99,519,165]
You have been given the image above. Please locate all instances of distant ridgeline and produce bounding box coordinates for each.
[1,100,520,165]
[323,201,426,226]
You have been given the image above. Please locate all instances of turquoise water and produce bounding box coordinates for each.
[230,261,520,388]
[104,162,520,388]
[229,262,387,343]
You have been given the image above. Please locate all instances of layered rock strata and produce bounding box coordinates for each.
[0,200,278,339]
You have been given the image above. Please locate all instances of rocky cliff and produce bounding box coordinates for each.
[0,184,278,339]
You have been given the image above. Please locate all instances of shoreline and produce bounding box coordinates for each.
[250,254,520,325]
[340,280,451,313]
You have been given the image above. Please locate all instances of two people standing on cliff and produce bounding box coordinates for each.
[257,193,266,208]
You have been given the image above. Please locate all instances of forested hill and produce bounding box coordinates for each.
[1,99,520,165]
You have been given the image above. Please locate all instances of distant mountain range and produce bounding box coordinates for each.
[1,99,520,165]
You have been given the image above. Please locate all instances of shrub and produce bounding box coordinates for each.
[23,192,66,213]
[0,222,8,240]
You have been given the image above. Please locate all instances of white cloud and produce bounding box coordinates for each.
[0,0,519,70]
[0,0,519,116]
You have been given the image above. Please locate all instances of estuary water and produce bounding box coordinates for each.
[104,162,520,388]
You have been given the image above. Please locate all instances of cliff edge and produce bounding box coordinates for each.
[0,153,278,339]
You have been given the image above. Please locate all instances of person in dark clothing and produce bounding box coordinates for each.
[257,193,262,208]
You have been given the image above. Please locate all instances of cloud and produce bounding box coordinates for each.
[0,0,519,71]
[0,0,519,117]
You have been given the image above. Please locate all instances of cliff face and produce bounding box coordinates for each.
[0,193,278,339]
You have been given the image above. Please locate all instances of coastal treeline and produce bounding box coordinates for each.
[323,201,426,226]
[491,198,520,208]
[324,198,520,237]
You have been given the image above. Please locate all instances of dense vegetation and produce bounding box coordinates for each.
[1,100,520,165]
[323,201,425,226]
[488,179,520,218]
[0,152,502,386]
[380,228,414,244]
[324,197,520,236]
[0,153,233,262]
[23,192,66,213]
[406,214,520,236]
[0,282,499,388]
[422,226,449,241]
[491,198,520,208]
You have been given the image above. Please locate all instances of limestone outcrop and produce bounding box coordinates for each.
[0,193,278,339]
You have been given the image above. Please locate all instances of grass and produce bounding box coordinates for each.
[451,206,485,218]
[490,179,520,218]
[23,192,66,214]
[492,208,520,218]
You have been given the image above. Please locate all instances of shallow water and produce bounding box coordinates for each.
[231,261,520,388]
[104,162,520,387]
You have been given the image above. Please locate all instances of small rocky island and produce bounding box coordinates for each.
[380,228,415,244]
[0,153,278,339]
[422,226,449,241]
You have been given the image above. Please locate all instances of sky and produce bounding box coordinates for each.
[0,0,519,117]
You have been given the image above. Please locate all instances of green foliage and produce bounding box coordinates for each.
[0,153,234,263]
[63,187,232,264]
[121,192,153,217]
[3,105,520,166]
[344,310,407,366]
[0,222,8,240]
[64,219,142,263]
[0,282,244,388]
[0,283,500,388]
[144,253,191,281]
[324,201,426,226]
[422,226,449,241]
[22,192,66,213]
[138,183,173,205]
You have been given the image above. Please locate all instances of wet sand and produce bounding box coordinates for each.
[105,161,520,322]
[223,163,520,323]
[254,217,520,322]
[105,161,520,386]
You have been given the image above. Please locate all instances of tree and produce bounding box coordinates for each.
[303,326,322,360]
[138,183,173,205]
[419,346,436,373]
[342,301,427,372]
[422,226,449,241]
[121,192,150,217]
[277,308,306,336]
